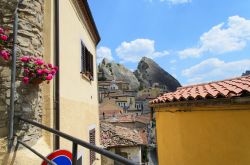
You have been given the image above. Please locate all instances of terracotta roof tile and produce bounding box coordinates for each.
[150,75,250,104]
[100,123,144,148]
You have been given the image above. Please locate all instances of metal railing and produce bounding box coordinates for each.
[17,117,137,165]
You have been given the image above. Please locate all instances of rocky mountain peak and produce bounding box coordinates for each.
[98,57,181,92]
[134,57,181,92]
[101,58,110,65]
[242,70,250,76]
[98,60,140,90]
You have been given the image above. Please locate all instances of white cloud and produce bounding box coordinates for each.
[97,46,113,63]
[182,58,250,84]
[179,15,250,59]
[160,0,192,5]
[116,39,169,63]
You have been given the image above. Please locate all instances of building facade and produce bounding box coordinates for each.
[0,0,101,164]
[100,123,146,165]
[150,75,250,165]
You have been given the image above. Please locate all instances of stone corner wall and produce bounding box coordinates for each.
[0,0,45,156]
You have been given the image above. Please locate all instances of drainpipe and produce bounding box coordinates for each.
[8,0,23,152]
[54,0,60,150]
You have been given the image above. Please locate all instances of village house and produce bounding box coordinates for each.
[100,122,148,165]
[98,80,130,92]
[99,98,123,119]
[138,87,162,99]
[135,95,155,114]
[115,94,137,112]
[0,0,104,164]
[150,75,250,165]
[104,113,150,130]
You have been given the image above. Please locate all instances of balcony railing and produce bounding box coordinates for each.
[17,117,137,165]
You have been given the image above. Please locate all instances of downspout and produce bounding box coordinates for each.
[8,0,23,152]
[54,0,60,150]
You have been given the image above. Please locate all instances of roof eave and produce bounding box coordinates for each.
[150,96,250,110]
[82,0,101,45]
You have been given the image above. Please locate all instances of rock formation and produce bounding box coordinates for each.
[134,57,181,92]
[242,70,250,76]
[98,58,140,90]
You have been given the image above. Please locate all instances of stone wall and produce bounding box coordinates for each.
[0,0,44,153]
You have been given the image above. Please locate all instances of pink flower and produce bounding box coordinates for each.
[23,77,29,84]
[1,50,10,61]
[50,69,57,75]
[2,54,9,60]
[36,59,44,65]
[31,73,36,77]
[0,28,4,34]
[53,66,59,71]
[0,35,8,41]
[1,50,9,56]
[20,56,30,62]
[48,64,53,68]
[37,69,43,75]
[43,68,50,74]
[24,68,29,74]
[45,74,53,81]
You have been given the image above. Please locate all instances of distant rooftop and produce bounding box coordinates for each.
[99,98,123,116]
[100,123,144,148]
[150,75,250,104]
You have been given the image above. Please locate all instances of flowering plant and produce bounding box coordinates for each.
[0,27,10,61]
[19,56,58,84]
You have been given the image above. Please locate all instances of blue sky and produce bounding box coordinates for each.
[88,0,250,85]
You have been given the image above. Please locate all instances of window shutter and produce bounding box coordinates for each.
[90,54,94,80]
[86,50,90,73]
[81,41,94,81]
[89,129,96,165]
[81,43,87,73]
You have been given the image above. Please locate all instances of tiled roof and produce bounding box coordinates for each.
[105,114,151,124]
[150,75,250,104]
[135,114,151,124]
[100,123,144,148]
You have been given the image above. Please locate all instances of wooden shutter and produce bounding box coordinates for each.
[89,129,96,165]
[86,50,90,73]
[90,54,94,80]
[81,42,94,81]
[81,43,86,73]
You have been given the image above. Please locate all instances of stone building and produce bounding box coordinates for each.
[99,98,123,119]
[100,122,148,165]
[0,0,101,164]
[150,75,250,165]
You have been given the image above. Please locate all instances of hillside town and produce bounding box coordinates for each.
[1,0,250,165]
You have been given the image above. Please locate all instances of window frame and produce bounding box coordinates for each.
[80,41,94,81]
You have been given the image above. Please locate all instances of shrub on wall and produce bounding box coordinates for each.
[19,56,58,84]
[0,27,10,61]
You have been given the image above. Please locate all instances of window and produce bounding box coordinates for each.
[81,42,94,81]
[89,128,96,165]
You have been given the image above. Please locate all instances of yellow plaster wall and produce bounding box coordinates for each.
[155,109,250,165]
[59,0,100,164]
